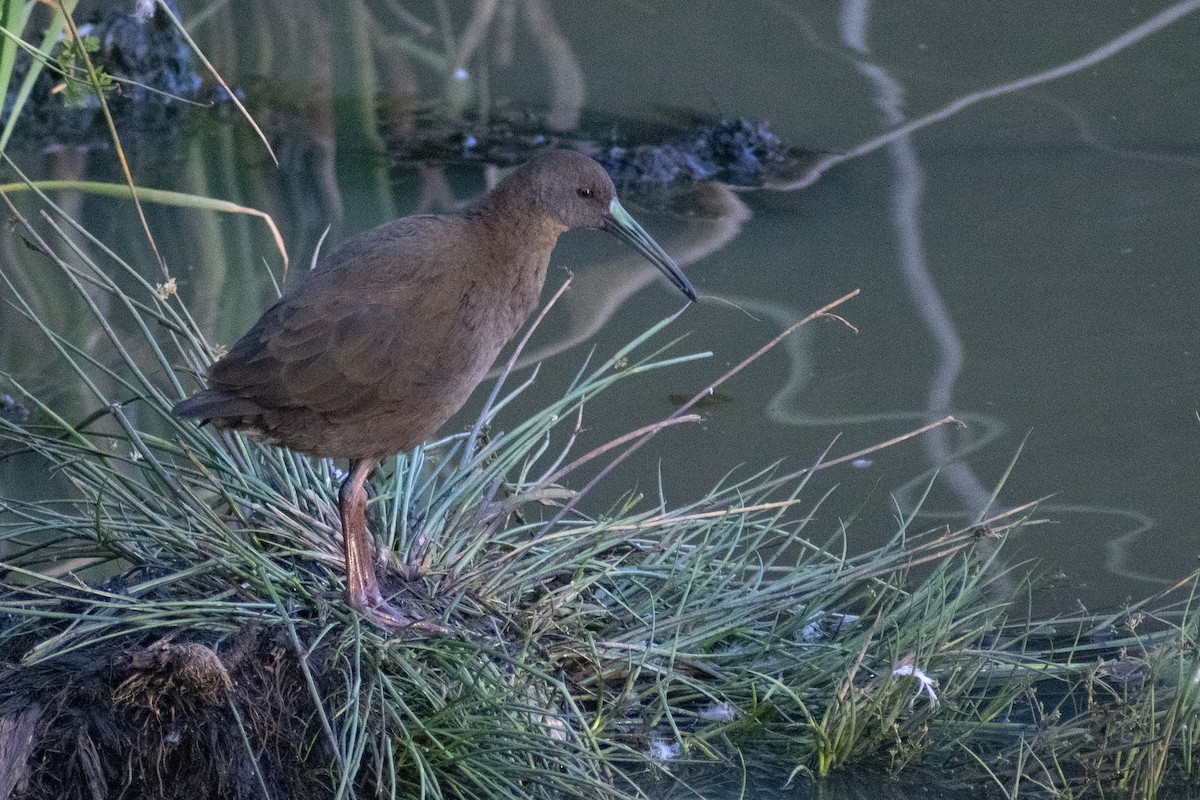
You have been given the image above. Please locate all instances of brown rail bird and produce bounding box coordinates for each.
[174,149,696,629]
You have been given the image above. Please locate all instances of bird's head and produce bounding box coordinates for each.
[501,149,696,302]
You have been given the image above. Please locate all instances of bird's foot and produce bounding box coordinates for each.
[352,592,450,635]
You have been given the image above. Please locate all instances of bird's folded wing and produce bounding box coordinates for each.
[209,292,416,420]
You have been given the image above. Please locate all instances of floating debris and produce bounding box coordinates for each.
[893,655,939,709]
[798,611,859,644]
[155,277,178,301]
[0,394,30,425]
[599,117,791,191]
[649,734,681,761]
[698,701,738,721]
[385,107,822,202]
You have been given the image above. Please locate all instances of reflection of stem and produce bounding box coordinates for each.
[1094,505,1159,584]
[331,1,392,224]
[520,0,584,131]
[840,2,992,516]
[542,290,862,531]
[786,0,1200,189]
[833,2,1171,593]
[495,0,517,65]
[455,0,498,70]
[506,182,751,371]
[715,294,1007,464]
[383,0,436,37]
[1025,90,1200,170]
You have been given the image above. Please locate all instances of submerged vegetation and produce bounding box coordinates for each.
[1,3,1200,800]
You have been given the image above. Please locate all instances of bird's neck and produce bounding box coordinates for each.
[468,186,568,280]
[462,194,566,333]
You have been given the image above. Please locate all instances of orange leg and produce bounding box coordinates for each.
[339,458,436,630]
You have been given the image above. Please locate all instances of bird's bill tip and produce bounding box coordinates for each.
[605,198,697,303]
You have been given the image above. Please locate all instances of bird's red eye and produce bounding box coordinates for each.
[577,187,594,199]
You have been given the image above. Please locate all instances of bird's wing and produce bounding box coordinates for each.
[207,213,479,421]
[209,282,435,421]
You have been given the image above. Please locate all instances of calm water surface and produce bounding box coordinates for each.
[430,1,1198,613]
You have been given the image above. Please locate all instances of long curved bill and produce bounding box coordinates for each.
[603,198,697,302]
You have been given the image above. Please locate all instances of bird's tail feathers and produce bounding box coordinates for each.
[172,390,263,423]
